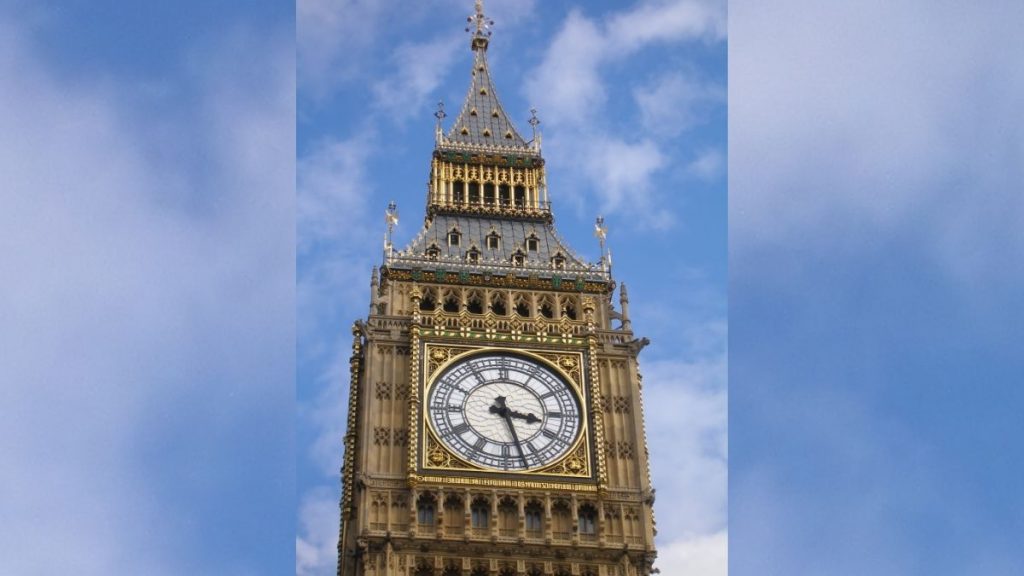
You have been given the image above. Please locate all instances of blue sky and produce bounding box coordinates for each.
[297,0,727,573]
[3,1,1023,575]
[731,1,1024,573]
[0,1,293,574]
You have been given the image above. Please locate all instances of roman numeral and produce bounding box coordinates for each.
[452,423,470,435]
[474,437,487,451]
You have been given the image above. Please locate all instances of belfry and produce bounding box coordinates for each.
[338,2,658,574]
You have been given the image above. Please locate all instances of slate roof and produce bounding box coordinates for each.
[390,214,608,282]
[440,34,533,153]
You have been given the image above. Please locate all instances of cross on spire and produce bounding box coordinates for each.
[465,0,494,50]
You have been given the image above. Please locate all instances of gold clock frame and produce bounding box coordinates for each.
[415,343,596,486]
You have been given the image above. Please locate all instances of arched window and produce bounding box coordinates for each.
[466,290,484,315]
[560,296,577,320]
[470,497,490,534]
[426,244,441,260]
[443,494,465,535]
[525,500,543,538]
[486,231,501,250]
[452,180,465,204]
[498,497,517,538]
[578,503,597,541]
[468,182,480,204]
[483,182,495,205]
[538,296,554,319]
[417,493,436,527]
[551,500,571,540]
[447,228,461,247]
[498,183,510,206]
[442,290,459,313]
[490,293,507,316]
[419,289,437,312]
[513,185,526,207]
[512,294,530,317]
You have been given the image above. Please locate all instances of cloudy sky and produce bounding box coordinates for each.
[297,1,727,574]
[0,1,294,574]
[3,1,1022,575]
[731,1,1024,573]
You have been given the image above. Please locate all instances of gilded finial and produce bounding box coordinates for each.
[434,101,446,143]
[595,216,610,271]
[529,108,542,150]
[383,201,399,262]
[465,0,494,50]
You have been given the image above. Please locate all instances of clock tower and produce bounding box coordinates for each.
[338,3,658,575]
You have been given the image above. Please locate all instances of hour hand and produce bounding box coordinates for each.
[508,409,540,424]
[489,396,508,416]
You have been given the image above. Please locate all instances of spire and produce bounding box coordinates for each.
[442,1,530,152]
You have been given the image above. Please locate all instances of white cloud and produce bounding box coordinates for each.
[372,35,463,122]
[296,487,342,576]
[527,0,726,132]
[731,0,1024,281]
[0,19,293,575]
[298,136,374,254]
[656,530,728,575]
[685,148,724,181]
[582,138,668,222]
[607,0,726,50]
[525,0,726,228]
[643,354,727,539]
[298,0,388,96]
[634,73,725,137]
[525,10,608,128]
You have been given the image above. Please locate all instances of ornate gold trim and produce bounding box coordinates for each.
[419,344,594,480]
[382,267,611,294]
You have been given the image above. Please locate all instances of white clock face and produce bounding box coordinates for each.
[427,353,582,471]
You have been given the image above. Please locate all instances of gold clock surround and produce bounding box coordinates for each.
[417,343,595,485]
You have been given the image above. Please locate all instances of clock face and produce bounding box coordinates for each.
[427,352,582,471]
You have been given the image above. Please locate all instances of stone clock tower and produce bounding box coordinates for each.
[338,3,658,575]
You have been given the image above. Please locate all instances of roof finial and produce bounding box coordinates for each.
[529,108,542,151]
[384,201,399,262]
[465,0,494,51]
[595,216,610,271]
[434,101,446,143]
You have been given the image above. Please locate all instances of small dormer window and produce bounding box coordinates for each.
[466,248,480,264]
[526,235,539,252]
[552,253,566,270]
[426,244,441,260]
[448,228,461,247]
[470,108,478,116]
[482,129,491,137]
[486,232,501,250]
[512,251,525,267]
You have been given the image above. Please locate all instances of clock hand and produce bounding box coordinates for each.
[490,396,529,468]
[507,409,541,424]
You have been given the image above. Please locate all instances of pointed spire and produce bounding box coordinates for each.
[619,283,632,332]
[441,0,531,153]
[369,266,379,315]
